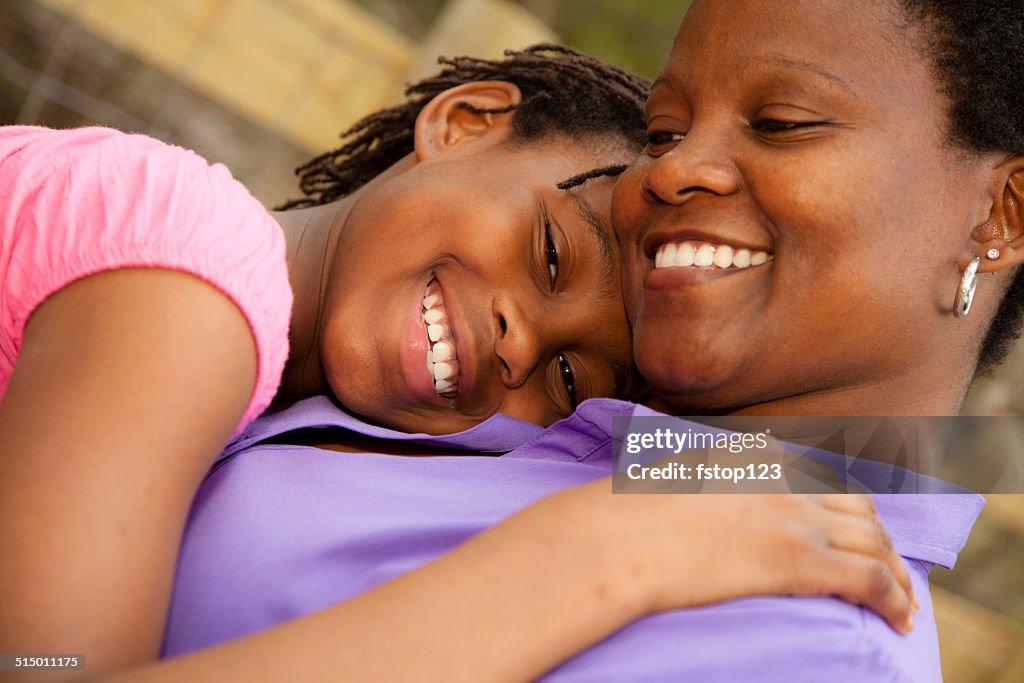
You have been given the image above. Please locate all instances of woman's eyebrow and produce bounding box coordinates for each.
[758,55,856,93]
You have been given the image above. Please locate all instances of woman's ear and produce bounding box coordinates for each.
[968,156,1024,273]
[413,80,523,161]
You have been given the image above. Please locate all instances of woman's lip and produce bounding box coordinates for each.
[643,229,773,259]
[399,280,442,403]
[643,261,772,291]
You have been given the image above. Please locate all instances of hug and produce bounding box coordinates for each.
[1,0,1020,680]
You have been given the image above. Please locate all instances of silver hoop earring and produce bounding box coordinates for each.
[954,257,981,319]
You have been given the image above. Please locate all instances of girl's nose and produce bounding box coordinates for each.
[492,295,544,389]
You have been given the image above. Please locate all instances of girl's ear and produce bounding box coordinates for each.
[413,80,523,161]
[968,156,1024,274]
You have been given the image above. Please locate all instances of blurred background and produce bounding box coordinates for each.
[1,0,1021,679]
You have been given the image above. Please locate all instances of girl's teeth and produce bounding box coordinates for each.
[654,240,773,270]
[431,341,454,361]
[422,279,460,398]
[432,361,457,381]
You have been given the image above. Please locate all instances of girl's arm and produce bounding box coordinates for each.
[0,269,258,680]
[0,270,914,683]
[101,488,913,683]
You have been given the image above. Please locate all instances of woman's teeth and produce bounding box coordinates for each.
[654,240,773,270]
[423,280,459,399]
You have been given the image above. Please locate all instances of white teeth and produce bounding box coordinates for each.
[713,244,734,269]
[654,240,773,271]
[694,243,716,267]
[674,242,695,267]
[658,242,677,268]
[431,340,454,361]
[422,279,460,398]
[432,361,457,381]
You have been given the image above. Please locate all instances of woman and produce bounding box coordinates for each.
[163,0,1017,680]
[0,46,911,682]
[613,0,1024,419]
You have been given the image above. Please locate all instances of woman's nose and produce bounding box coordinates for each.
[642,130,741,204]
[492,295,544,389]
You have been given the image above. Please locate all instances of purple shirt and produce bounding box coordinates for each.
[164,397,983,682]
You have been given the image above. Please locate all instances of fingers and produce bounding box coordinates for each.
[804,494,918,632]
[818,493,876,516]
[818,550,916,634]
[823,509,916,610]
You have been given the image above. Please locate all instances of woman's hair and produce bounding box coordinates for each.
[898,0,1024,373]
[278,44,650,211]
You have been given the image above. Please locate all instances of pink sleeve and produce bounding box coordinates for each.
[0,126,293,436]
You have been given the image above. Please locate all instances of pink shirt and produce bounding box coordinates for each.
[0,126,292,433]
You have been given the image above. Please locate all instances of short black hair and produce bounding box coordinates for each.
[897,0,1024,374]
[278,44,650,210]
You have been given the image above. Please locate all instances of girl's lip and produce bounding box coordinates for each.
[398,279,443,403]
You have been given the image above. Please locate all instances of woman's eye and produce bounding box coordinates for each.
[751,119,824,134]
[557,354,578,409]
[545,221,559,286]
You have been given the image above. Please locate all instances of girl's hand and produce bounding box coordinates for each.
[548,481,917,634]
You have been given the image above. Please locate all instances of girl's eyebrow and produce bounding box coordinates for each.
[566,189,618,301]
[556,164,628,191]
[555,164,627,300]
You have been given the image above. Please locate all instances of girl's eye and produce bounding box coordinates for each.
[557,354,578,410]
[645,130,685,151]
[545,221,559,286]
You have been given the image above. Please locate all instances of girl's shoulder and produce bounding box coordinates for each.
[0,125,292,433]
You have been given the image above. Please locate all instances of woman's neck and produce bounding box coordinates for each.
[646,365,971,418]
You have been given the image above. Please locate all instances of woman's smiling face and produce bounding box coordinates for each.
[320,136,634,434]
[613,0,1000,415]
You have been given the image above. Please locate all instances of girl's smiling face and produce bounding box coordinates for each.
[319,134,634,434]
[613,0,1003,415]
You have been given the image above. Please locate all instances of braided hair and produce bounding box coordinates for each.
[277,44,650,210]
[896,0,1024,374]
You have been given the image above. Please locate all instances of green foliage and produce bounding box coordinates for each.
[550,0,690,78]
